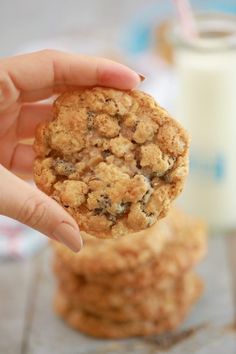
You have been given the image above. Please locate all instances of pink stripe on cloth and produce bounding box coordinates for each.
[0,216,48,260]
[0,225,24,258]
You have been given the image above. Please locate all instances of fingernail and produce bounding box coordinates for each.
[53,223,82,252]
[138,73,146,82]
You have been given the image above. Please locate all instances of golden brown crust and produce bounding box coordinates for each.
[55,273,201,321]
[54,274,203,338]
[34,88,189,238]
[52,209,207,278]
[52,217,172,275]
[52,209,206,338]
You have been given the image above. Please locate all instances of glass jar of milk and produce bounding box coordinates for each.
[172,13,236,230]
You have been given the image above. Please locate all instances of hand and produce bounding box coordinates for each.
[0,50,141,252]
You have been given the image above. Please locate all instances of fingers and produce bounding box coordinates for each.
[0,50,141,104]
[17,103,52,139]
[1,103,52,173]
[0,103,52,173]
[0,165,82,252]
[10,144,35,174]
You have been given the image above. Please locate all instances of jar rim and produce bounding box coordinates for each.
[170,12,236,52]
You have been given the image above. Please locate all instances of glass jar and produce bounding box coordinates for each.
[171,13,236,230]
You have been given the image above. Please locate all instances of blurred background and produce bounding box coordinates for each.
[1,0,236,258]
[1,3,236,353]
[1,0,235,56]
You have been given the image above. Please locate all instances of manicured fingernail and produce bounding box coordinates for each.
[138,73,146,82]
[53,223,82,252]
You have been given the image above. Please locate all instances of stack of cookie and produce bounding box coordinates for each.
[32,88,204,338]
[53,209,207,339]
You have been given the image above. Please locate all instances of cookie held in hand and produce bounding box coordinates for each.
[34,88,189,238]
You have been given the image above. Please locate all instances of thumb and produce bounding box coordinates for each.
[0,165,82,252]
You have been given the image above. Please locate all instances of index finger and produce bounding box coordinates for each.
[0,50,141,103]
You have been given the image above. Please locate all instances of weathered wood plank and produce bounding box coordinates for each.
[226,232,236,317]
[24,235,236,354]
[0,259,32,354]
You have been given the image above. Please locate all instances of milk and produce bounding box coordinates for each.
[173,14,236,230]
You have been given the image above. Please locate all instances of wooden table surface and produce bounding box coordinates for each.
[1,234,236,354]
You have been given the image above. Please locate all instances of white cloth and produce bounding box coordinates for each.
[0,215,48,260]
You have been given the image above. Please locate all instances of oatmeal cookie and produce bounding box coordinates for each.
[55,272,201,321]
[53,209,207,280]
[34,88,189,238]
[53,217,171,275]
[54,274,202,338]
